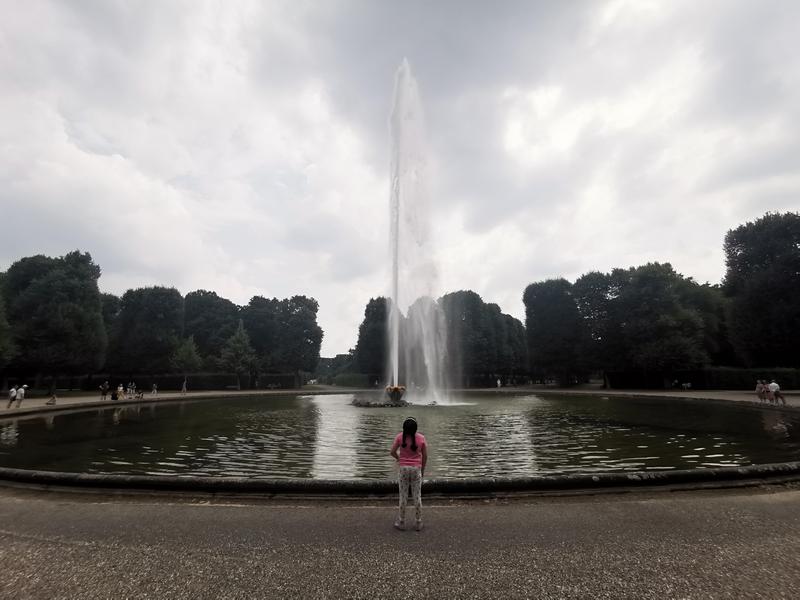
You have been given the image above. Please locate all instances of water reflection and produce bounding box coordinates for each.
[0,393,799,479]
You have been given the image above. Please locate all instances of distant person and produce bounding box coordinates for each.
[13,385,27,408]
[769,380,785,406]
[117,383,125,400]
[181,378,187,395]
[6,385,17,409]
[100,381,109,401]
[755,380,766,402]
[151,383,158,396]
[111,388,118,401]
[496,378,501,388]
[46,393,57,406]
[390,416,427,532]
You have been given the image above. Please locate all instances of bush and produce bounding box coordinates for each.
[332,373,370,388]
[606,367,800,390]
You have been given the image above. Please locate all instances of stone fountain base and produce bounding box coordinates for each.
[350,386,408,408]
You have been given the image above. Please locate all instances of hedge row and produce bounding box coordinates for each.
[606,367,800,390]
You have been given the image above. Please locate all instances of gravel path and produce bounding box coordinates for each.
[0,486,798,599]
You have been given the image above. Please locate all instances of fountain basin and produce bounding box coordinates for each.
[1,393,799,494]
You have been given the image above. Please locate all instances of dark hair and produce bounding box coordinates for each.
[401,417,418,452]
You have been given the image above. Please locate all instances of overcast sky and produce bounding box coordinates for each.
[2,0,798,356]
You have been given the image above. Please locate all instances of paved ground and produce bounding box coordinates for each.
[0,485,799,599]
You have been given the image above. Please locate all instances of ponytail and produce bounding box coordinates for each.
[401,417,418,452]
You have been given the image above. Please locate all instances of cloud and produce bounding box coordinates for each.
[1,0,799,355]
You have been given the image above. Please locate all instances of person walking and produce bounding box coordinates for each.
[100,381,109,401]
[390,416,427,532]
[151,383,158,396]
[181,378,187,395]
[13,384,27,408]
[769,380,786,406]
[755,380,766,402]
[6,385,17,409]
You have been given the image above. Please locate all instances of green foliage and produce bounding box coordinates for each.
[219,320,256,389]
[723,212,800,367]
[313,352,354,384]
[109,286,184,374]
[171,336,202,375]
[4,251,107,374]
[332,372,370,387]
[354,297,388,375]
[523,279,587,384]
[184,290,239,360]
[242,295,323,374]
[0,293,14,369]
[100,293,121,334]
[441,290,527,386]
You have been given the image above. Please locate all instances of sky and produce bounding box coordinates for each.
[1,0,799,357]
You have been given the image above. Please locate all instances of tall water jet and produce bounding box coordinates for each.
[387,59,446,402]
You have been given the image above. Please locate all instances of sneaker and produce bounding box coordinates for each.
[393,520,405,531]
[415,521,423,531]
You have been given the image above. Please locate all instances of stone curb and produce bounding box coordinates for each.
[1,461,799,497]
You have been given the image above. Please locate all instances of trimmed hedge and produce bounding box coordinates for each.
[332,373,371,388]
[606,367,800,390]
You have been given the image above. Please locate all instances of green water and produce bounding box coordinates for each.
[1,393,798,479]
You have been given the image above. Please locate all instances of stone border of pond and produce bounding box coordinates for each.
[0,461,799,497]
[2,387,799,497]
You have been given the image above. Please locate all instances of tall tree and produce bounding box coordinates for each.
[241,295,280,364]
[183,290,239,363]
[109,286,184,374]
[171,336,202,376]
[272,295,324,377]
[220,320,256,390]
[613,263,707,373]
[4,251,107,377]
[723,212,800,367]
[354,297,388,376]
[523,279,587,384]
[0,293,14,371]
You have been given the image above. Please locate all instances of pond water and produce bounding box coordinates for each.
[1,393,799,479]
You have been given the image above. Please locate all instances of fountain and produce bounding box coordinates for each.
[386,59,447,404]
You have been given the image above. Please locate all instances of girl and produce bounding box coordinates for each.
[390,417,427,531]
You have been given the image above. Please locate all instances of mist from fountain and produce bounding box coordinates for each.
[387,59,447,403]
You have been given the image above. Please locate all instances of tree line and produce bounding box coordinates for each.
[1,211,796,391]
[524,212,800,386]
[327,290,528,387]
[0,252,323,389]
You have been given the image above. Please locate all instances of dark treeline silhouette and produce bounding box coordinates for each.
[1,212,797,392]
[0,253,323,391]
[524,212,800,388]
[327,291,527,388]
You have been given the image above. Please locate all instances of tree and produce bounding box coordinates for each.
[108,286,184,374]
[439,290,524,386]
[272,296,324,380]
[220,320,256,390]
[354,297,388,376]
[183,290,239,364]
[171,336,202,376]
[241,295,280,365]
[612,263,708,373]
[523,279,587,385]
[100,293,121,338]
[4,251,107,378]
[723,212,800,367]
[0,293,14,371]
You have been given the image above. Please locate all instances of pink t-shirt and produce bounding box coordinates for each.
[392,432,426,467]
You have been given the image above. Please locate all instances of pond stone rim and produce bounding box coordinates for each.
[1,461,799,496]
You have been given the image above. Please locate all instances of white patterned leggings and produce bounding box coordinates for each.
[398,465,422,524]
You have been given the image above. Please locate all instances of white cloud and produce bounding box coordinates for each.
[2,0,800,356]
